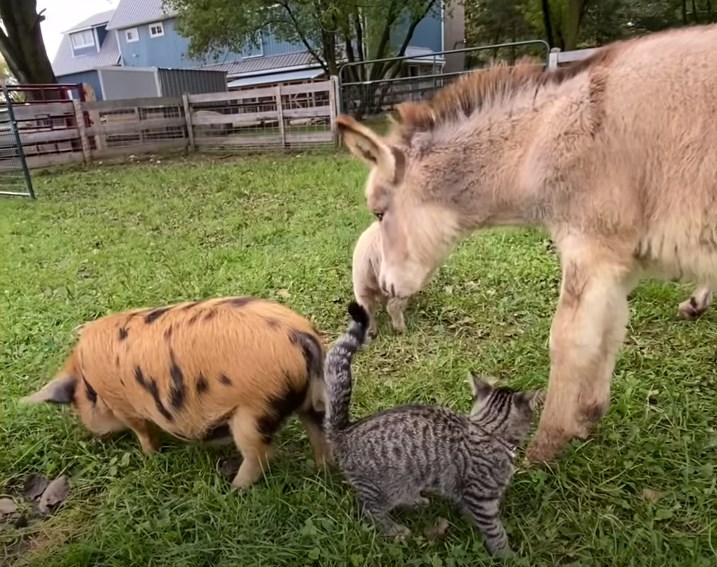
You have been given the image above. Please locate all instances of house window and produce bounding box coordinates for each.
[148,22,164,38]
[70,30,95,49]
[242,31,264,58]
[125,28,139,42]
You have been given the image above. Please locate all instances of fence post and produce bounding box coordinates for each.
[182,93,195,152]
[329,76,339,146]
[72,99,91,164]
[2,83,35,199]
[548,47,560,70]
[275,84,286,148]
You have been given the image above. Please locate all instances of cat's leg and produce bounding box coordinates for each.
[402,494,430,507]
[353,481,411,538]
[677,285,712,320]
[460,494,511,557]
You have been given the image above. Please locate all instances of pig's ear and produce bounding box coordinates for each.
[20,374,77,405]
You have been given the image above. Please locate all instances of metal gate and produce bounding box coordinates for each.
[338,39,551,120]
[1,83,35,199]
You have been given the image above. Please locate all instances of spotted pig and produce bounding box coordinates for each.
[21,296,330,489]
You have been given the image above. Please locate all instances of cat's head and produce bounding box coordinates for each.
[468,372,543,445]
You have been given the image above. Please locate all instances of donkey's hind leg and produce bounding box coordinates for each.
[386,297,409,333]
[526,242,635,464]
[355,292,379,338]
[677,285,712,320]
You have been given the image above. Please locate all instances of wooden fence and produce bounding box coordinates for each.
[7,77,340,170]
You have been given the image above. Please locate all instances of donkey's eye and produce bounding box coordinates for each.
[374,211,384,221]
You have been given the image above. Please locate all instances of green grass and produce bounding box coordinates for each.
[1,151,716,566]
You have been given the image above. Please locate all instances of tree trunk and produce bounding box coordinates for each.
[367,0,400,81]
[359,0,439,117]
[707,0,714,21]
[691,0,699,22]
[682,0,688,25]
[511,22,516,64]
[541,0,556,47]
[322,29,338,75]
[564,0,586,51]
[0,0,57,90]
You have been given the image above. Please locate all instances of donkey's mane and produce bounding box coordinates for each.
[390,45,620,143]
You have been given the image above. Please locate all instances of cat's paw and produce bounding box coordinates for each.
[414,496,430,507]
[490,544,514,559]
[386,524,412,541]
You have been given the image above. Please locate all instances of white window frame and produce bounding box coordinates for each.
[243,31,264,59]
[148,22,165,38]
[124,27,139,43]
[70,30,95,49]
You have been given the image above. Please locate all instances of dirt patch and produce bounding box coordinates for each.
[0,474,72,565]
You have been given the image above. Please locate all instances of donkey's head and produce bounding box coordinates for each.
[339,54,615,299]
[338,107,466,299]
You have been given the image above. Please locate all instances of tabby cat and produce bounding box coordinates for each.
[324,302,542,556]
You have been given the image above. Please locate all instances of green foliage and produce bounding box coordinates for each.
[0,53,11,79]
[466,0,717,56]
[1,153,717,565]
[164,0,444,76]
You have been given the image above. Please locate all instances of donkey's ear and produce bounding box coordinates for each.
[20,374,77,405]
[337,114,399,179]
[468,372,493,401]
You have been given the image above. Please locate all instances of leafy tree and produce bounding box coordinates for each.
[464,0,542,66]
[165,0,447,116]
[465,0,717,59]
[0,0,56,87]
[164,0,443,82]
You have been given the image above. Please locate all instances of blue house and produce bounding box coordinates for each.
[53,0,465,93]
[104,0,325,87]
[52,7,226,100]
[52,10,120,99]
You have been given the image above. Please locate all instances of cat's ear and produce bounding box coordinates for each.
[468,372,493,401]
[517,389,544,412]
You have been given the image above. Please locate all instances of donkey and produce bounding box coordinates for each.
[337,23,717,464]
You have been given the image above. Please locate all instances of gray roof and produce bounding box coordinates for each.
[106,0,177,30]
[201,52,318,78]
[53,20,121,77]
[64,9,115,33]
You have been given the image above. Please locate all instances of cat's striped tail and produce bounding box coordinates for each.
[324,301,369,438]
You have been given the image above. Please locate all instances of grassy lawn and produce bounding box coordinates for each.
[1,151,716,566]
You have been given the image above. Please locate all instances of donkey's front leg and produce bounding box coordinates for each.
[525,253,632,464]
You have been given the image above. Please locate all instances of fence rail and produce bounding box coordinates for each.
[338,40,551,119]
[2,78,339,170]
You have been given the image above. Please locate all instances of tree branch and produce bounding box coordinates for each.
[353,9,364,63]
[383,0,440,81]
[278,1,329,73]
[368,0,403,81]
